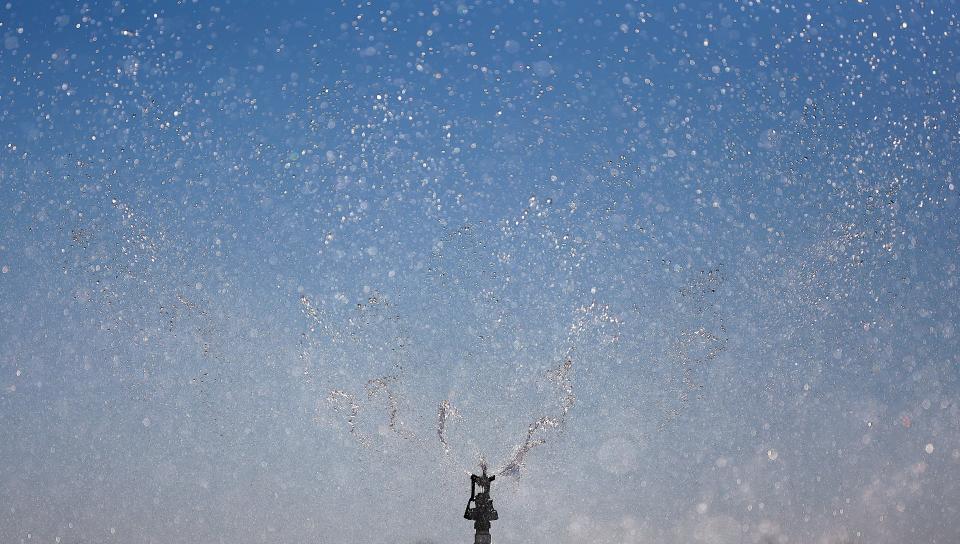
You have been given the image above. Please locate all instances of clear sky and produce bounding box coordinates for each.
[1,1,958,543]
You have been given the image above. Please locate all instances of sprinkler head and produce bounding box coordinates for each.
[464,466,498,544]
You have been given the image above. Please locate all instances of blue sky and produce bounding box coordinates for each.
[1,1,958,543]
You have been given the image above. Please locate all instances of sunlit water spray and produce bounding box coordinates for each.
[296,210,726,481]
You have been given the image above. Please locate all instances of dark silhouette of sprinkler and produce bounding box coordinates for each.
[464,466,498,544]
